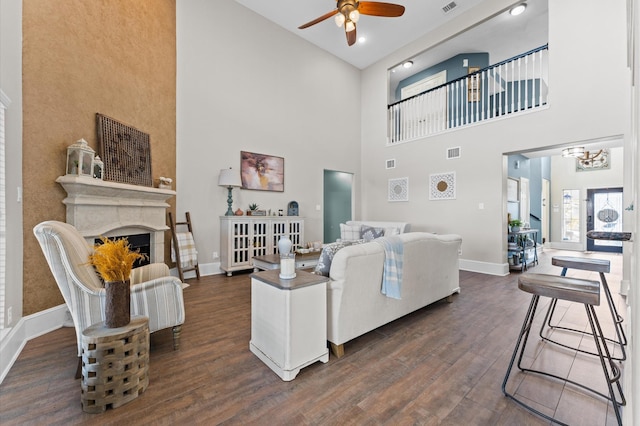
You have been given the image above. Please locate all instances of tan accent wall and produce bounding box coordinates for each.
[22,0,176,315]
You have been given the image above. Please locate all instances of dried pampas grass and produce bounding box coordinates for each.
[89,236,146,282]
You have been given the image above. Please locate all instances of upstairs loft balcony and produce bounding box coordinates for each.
[388,45,549,145]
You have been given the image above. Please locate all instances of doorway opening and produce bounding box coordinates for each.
[504,137,623,255]
[323,170,353,243]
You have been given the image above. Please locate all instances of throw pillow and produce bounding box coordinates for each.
[340,223,361,241]
[360,225,385,242]
[314,239,365,277]
[383,227,400,236]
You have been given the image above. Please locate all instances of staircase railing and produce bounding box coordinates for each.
[388,44,549,144]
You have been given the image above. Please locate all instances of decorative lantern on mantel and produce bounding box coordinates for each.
[66,138,95,178]
[93,156,104,180]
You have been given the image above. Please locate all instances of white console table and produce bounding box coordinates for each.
[249,269,329,381]
[220,216,304,276]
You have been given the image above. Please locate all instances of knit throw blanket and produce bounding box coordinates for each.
[375,236,404,299]
[171,232,198,268]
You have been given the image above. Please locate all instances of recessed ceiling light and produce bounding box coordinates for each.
[509,3,526,16]
[403,61,413,69]
[358,36,366,44]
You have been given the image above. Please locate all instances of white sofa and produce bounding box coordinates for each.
[344,220,411,235]
[326,231,462,357]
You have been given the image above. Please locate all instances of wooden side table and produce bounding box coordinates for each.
[81,316,149,413]
[252,251,321,272]
[249,269,329,381]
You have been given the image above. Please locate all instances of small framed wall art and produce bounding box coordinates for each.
[429,172,456,200]
[388,177,409,202]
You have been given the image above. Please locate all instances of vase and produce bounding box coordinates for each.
[104,279,131,328]
[278,236,292,255]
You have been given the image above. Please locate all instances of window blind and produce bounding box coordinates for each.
[0,95,7,329]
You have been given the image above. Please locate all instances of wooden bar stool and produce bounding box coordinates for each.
[540,256,626,361]
[502,273,625,425]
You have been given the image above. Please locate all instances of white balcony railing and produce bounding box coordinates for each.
[388,45,549,145]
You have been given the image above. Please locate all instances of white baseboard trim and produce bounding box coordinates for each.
[169,261,224,280]
[459,259,509,276]
[0,304,67,384]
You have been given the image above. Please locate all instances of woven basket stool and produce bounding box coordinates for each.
[81,316,149,413]
[502,273,625,425]
[540,256,626,361]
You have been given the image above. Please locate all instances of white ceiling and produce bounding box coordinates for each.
[234,0,487,70]
[233,0,623,156]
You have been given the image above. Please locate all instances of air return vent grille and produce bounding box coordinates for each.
[447,147,461,159]
[442,1,457,13]
[386,159,396,169]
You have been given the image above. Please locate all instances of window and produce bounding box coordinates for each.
[562,189,580,242]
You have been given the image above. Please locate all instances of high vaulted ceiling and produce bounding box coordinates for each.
[234,0,487,69]
[232,1,624,156]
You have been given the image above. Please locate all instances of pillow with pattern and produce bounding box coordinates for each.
[340,223,362,241]
[360,225,385,242]
[314,239,366,277]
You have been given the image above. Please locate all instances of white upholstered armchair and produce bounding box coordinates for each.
[33,221,186,361]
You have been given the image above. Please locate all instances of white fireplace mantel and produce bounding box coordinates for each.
[56,175,175,263]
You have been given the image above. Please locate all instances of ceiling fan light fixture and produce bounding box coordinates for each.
[345,20,356,32]
[298,0,405,46]
[509,3,527,16]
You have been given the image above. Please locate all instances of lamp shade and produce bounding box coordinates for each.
[218,168,242,187]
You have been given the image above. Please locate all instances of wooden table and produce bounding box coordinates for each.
[252,251,321,271]
[249,269,329,381]
[80,316,149,413]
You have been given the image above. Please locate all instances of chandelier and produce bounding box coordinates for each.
[562,147,608,170]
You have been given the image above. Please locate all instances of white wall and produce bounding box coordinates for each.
[627,0,640,422]
[0,0,24,327]
[360,0,630,274]
[176,0,362,271]
[549,147,625,250]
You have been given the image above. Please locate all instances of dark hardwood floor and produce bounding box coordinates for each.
[0,248,625,425]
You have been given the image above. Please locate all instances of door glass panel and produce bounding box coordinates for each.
[592,191,623,248]
[562,189,580,242]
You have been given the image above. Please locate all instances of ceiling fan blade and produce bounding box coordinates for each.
[346,25,357,46]
[358,2,405,17]
[298,10,338,29]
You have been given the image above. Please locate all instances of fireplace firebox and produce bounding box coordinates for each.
[95,233,151,269]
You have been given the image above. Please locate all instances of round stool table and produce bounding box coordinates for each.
[80,316,149,413]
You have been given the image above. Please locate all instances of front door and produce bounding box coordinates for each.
[586,187,623,253]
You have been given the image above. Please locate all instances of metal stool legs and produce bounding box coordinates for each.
[541,265,627,361]
[503,275,625,425]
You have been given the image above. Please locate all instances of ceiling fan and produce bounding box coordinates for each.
[298,1,405,46]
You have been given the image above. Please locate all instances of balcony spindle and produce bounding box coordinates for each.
[524,55,529,110]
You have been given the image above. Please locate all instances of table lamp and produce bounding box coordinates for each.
[278,236,296,279]
[218,167,242,216]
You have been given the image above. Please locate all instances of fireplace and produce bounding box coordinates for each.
[95,233,151,268]
[56,175,175,263]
